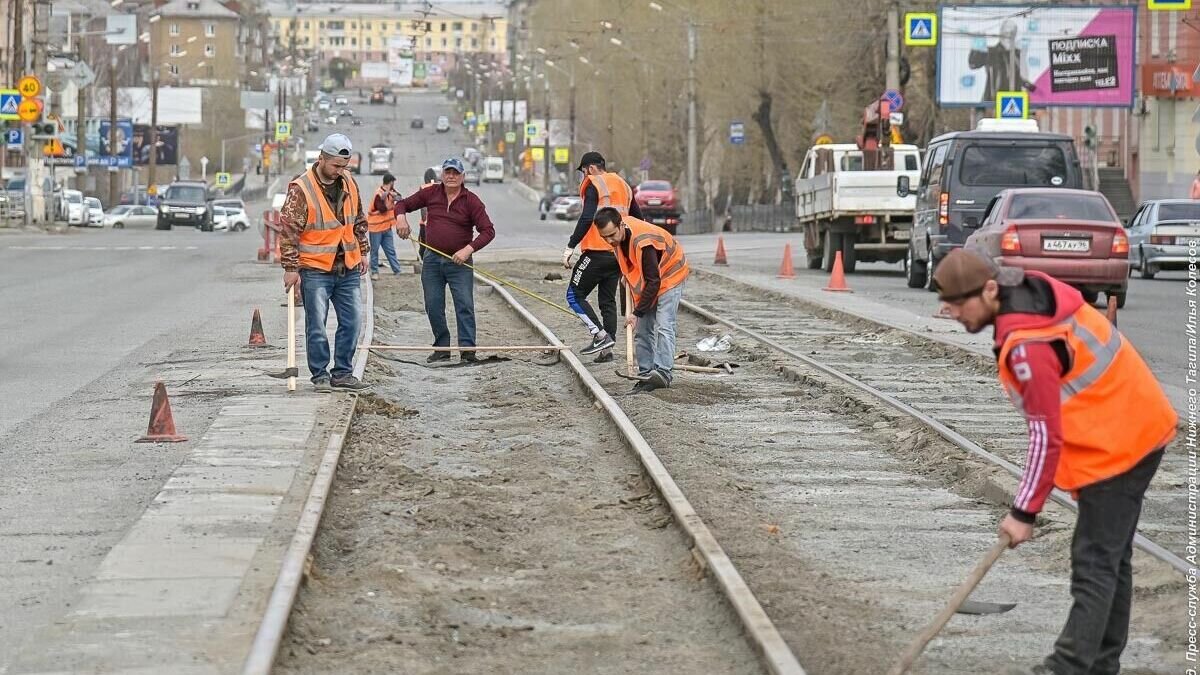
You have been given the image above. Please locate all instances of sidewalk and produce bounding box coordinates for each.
[7,262,369,674]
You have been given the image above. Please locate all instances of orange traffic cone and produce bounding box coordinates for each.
[714,236,729,266]
[823,251,853,292]
[248,308,268,346]
[777,243,796,279]
[136,382,188,443]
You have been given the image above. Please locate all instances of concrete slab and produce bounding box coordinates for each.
[96,539,261,580]
[70,577,244,619]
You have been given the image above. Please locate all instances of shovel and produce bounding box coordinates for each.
[887,534,1014,675]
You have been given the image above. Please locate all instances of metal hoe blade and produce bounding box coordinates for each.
[956,598,1016,615]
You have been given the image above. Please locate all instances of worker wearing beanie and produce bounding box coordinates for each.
[932,248,1176,675]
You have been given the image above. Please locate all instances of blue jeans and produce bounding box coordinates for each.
[369,230,402,273]
[299,267,362,382]
[421,249,476,349]
[633,282,684,384]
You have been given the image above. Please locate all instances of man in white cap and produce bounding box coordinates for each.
[279,133,371,392]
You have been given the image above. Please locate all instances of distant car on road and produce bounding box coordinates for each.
[85,197,104,227]
[410,115,424,129]
[334,95,348,106]
[352,118,363,126]
[157,180,211,231]
[213,205,251,232]
[966,187,1129,307]
[1126,199,1200,280]
[539,182,569,220]
[464,168,481,186]
[634,180,680,234]
[211,198,247,213]
[105,204,157,229]
[64,189,86,226]
[552,196,583,221]
[435,116,450,133]
[325,114,337,125]
[305,113,320,133]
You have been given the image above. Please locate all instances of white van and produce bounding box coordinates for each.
[483,156,504,183]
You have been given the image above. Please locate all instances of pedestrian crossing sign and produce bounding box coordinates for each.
[905,12,937,46]
[1148,0,1191,10]
[274,122,291,141]
[996,91,1029,119]
[0,89,19,121]
[215,172,232,188]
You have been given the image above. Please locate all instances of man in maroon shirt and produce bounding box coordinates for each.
[393,157,496,362]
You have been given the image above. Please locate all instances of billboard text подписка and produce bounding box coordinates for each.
[937,5,1136,108]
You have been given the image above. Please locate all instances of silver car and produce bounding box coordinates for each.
[1126,199,1200,279]
[104,205,158,229]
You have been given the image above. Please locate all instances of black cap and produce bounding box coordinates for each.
[576,151,605,171]
[382,173,395,184]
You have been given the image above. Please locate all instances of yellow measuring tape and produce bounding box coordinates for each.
[413,239,576,317]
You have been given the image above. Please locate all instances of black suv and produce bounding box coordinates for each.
[156,181,212,230]
[899,124,1082,289]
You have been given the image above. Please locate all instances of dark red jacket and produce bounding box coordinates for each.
[394,184,495,255]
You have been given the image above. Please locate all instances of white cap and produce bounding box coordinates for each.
[318,133,353,157]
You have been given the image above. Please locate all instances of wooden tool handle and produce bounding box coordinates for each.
[887,534,1011,675]
[286,288,296,392]
[624,284,635,377]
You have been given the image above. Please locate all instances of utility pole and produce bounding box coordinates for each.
[108,53,119,209]
[685,18,697,215]
[147,69,158,202]
[28,0,51,225]
[886,1,900,91]
[542,75,550,190]
[568,61,575,170]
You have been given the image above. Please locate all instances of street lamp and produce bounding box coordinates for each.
[644,1,698,214]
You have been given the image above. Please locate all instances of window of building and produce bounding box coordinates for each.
[366,37,371,46]
[302,35,310,44]
[169,64,180,76]
[169,23,179,36]
[350,22,356,29]
[319,37,325,45]
[452,21,463,31]
[365,22,371,29]
[170,43,181,55]
[186,1,199,9]
[440,22,447,32]
[490,37,495,48]
[441,37,447,47]
[319,21,325,28]
[303,20,309,29]
[328,20,343,30]
[471,22,477,31]
[205,23,215,36]
[426,37,432,48]
[455,37,462,48]
[205,43,214,57]
[471,38,477,48]
[350,37,356,46]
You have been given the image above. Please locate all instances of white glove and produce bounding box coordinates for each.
[562,247,575,269]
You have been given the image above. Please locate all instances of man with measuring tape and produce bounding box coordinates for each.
[392,157,496,363]
[932,248,1176,675]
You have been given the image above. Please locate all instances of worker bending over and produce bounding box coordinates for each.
[593,207,689,393]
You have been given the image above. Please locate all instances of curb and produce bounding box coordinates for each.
[510,180,540,204]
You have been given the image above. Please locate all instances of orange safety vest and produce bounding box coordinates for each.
[996,303,1177,492]
[291,166,363,272]
[579,172,633,252]
[367,186,396,233]
[613,216,690,305]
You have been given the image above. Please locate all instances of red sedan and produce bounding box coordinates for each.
[965,188,1130,307]
[634,180,681,234]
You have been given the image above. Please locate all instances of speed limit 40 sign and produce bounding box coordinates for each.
[17,75,41,98]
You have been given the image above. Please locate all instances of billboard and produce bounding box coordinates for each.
[485,100,528,124]
[98,119,134,168]
[387,36,414,87]
[937,5,1136,108]
[131,124,179,166]
[360,62,389,81]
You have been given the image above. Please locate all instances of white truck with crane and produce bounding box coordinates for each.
[794,98,922,273]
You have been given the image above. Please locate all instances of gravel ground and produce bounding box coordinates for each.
[474,261,1185,675]
[276,271,761,675]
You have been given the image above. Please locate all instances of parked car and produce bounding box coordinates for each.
[104,204,157,229]
[325,114,338,125]
[318,98,332,112]
[634,179,682,235]
[211,198,247,213]
[344,108,354,118]
[156,180,211,230]
[85,197,104,227]
[212,205,251,232]
[540,182,570,220]
[64,189,86,226]
[2,178,26,219]
[552,196,584,221]
[334,95,348,106]
[1126,199,1200,279]
[901,118,1083,290]
[483,156,504,183]
[435,115,451,132]
[464,168,481,186]
[410,115,424,129]
[305,113,320,133]
[965,188,1129,307]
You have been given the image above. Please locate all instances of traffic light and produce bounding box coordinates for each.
[1084,125,1098,150]
[30,116,56,141]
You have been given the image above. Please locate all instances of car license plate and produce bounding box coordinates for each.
[648,198,662,206]
[652,218,666,224]
[1042,238,1089,253]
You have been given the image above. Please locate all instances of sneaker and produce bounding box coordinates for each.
[370,271,379,280]
[313,376,332,393]
[593,349,614,364]
[580,333,616,356]
[630,380,652,394]
[648,370,670,390]
[460,351,478,363]
[427,351,452,363]
[331,375,371,391]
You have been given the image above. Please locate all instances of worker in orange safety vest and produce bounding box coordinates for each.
[366,173,403,279]
[933,248,1176,675]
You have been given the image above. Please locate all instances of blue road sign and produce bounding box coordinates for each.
[730,121,745,145]
[74,154,86,168]
[0,90,20,121]
[4,128,22,148]
[883,89,904,111]
[904,13,937,46]
[996,91,1029,119]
